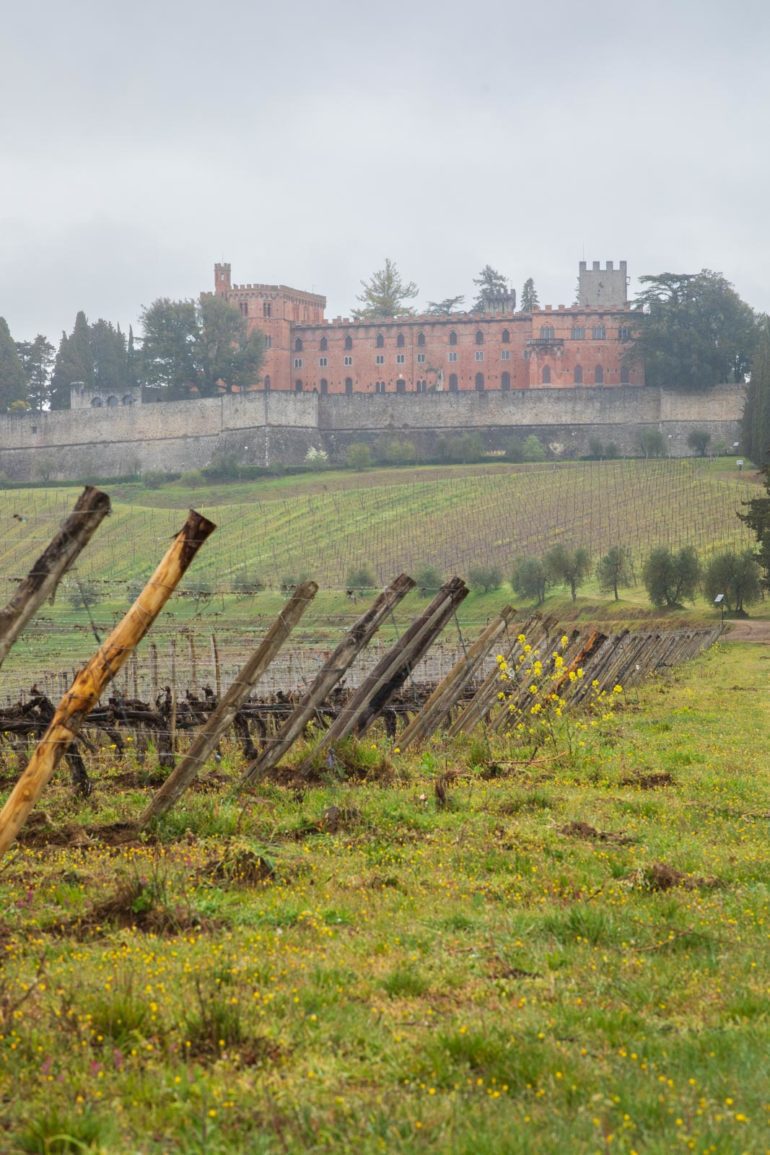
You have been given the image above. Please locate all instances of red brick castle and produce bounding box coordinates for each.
[213,260,641,395]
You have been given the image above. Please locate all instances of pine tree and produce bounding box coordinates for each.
[16,335,54,411]
[0,318,28,410]
[741,317,770,466]
[472,266,509,311]
[352,259,419,319]
[520,277,539,312]
[50,311,94,409]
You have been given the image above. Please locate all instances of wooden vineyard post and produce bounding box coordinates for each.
[0,486,111,670]
[211,634,222,699]
[299,577,468,772]
[395,606,516,751]
[140,580,318,827]
[240,573,416,786]
[447,614,556,737]
[0,510,216,857]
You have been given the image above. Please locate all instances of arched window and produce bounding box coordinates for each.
[620,365,630,384]
[595,365,604,384]
[320,336,328,351]
[449,331,458,346]
[501,371,511,391]
[376,333,385,349]
[417,332,426,347]
[294,337,303,352]
[501,329,510,344]
[592,324,606,340]
[264,375,271,390]
[540,325,554,340]
[574,365,583,384]
[295,379,303,392]
[417,378,427,393]
[396,333,405,348]
[542,365,552,384]
[344,334,353,350]
[106,395,118,407]
[475,372,485,392]
[571,326,585,340]
[475,330,484,345]
[449,373,459,392]
[396,378,406,393]
[320,378,328,394]
[121,394,134,406]
[375,380,386,394]
[345,377,353,394]
[90,396,103,408]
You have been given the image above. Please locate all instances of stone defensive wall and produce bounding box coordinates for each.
[0,385,744,483]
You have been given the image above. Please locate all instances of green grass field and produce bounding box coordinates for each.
[0,459,761,692]
[0,642,767,1153]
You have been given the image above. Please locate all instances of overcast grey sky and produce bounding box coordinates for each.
[1,0,769,341]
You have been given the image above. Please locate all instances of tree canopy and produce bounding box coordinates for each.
[472,266,510,311]
[140,296,265,397]
[16,335,54,411]
[738,462,770,591]
[520,277,539,312]
[544,545,591,601]
[632,270,758,390]
[741,316,770,466]
[353,259,419,319]
[0,318,28,410]
[642,546,701,608]
[426,296,465,315]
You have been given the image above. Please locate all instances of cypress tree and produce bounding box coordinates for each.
[0,317,28,410]
[742,317,770,466]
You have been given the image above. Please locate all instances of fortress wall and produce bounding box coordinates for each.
[0,385,744,482]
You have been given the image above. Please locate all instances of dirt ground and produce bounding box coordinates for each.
[722,618,770,643]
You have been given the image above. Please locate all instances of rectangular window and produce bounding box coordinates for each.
[500,349,510,361]
[417,353,426,364]
[475,351,484,362]
[344,355,352,366]
[293,357,302,368]
[375,354,384,365]
[396,353,405,364]
[263,302,272,319]
[618,326,631,340]
[239,302,248,317]
[319,356,328,367]
[448,351,458,362]
[264,335,272,349]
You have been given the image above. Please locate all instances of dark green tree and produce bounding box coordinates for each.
[346,565,377,592]
[738,462,770,590]
[352,259,419,319]
[90,320,127,392]
[140,297,264,398]
[632,270,758,390]
[741,317,770,466]
[703,550,761,614]
[50,311,94,409]
[520,278,539,312]
[467,565,502,593]
[0,318,28,410]
[686,429,711,457]
[414,565,443,595]
[15,334,53,411]
[642,546,701,608]
[638,428,666,458]
[511,556,548,605]
[544,545,591,601]
[596,546,634,600]
[472,265,509,311]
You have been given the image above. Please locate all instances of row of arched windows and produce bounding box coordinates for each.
[286,365,628,391]
[294,326,618,355]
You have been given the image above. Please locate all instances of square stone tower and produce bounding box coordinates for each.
[578,261,628,308]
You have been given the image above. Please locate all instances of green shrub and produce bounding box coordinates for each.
[522,434,546,462]
[346,566,377,592]
[414,564,443,596]
[468,565,502,593]
[346,442,373,471]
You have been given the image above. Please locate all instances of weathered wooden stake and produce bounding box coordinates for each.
[395,606,516,751]
[241,573,415,785]
[0,510,216,857]
[211,634,222,699]
[140,580,318,826]
[0,487,111,670]
[299,577,468,771]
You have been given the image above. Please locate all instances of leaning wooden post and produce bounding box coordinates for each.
[0,510,216,857]
[0,487,111,670]
[240,573,415,786]
[395,605,516,751]
[140,580,318,827]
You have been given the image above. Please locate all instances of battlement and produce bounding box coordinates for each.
[578,260,629,308]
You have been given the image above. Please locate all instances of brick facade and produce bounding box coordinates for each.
[213,262,643,394]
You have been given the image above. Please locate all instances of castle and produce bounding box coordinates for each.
[212,260,642,395]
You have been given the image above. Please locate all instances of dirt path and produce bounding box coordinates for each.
[722,619,770,644]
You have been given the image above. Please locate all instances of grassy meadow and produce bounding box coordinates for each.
[0,641,768,1152]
